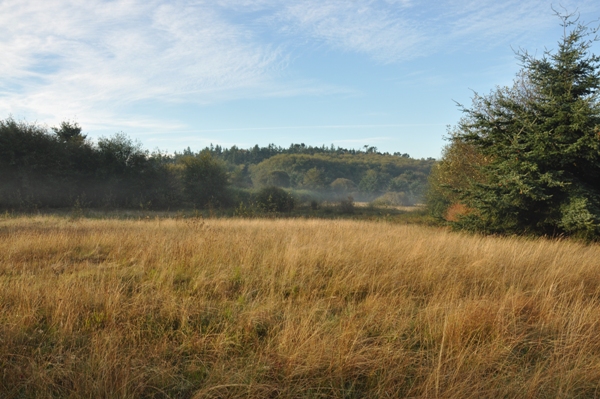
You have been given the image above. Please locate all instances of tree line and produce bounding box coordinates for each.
[179,143,414,166]
[0,118,433,210]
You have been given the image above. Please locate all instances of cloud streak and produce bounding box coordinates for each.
[273,0,426,63]
[269,0,599,63]
[1,0,599,133]
[0,0,285,125]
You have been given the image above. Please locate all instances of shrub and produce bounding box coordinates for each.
[310,200,319,210]
[255,186,295,213]
[330,178,356,194]
[339,196,355,214]
[371,192,409,207]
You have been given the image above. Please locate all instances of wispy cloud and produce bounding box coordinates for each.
[269,0,598,63]
[1,0,599,134]
[272,0,425,63]
[0,0,286,125]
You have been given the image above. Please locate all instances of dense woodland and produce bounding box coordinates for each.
[0,118,433,210]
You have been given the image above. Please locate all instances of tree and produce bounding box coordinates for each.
[97,133,147,177]
[0,118,64,207]
[330,178,356,194]
[358,169,382,193]
[266,170,291,187]
[443,12,600,238]
[52,121,86,145]
[427,134,489,220]
[302,167,326,189]
[252,170,292,188]
[181,152,230,207]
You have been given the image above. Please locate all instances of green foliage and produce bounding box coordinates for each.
[358,170,382,193]
[250,153,432,199]
[229,164,253,188]
[444,13,600,238]
[233,201,256,217]
[427,137,489,220]
[52,121,86,144]
[253,169,291,187]
[181,152,230,208]
[0,119,184,209]
[558,193,600,239]
[255,186,295,213]
[0,117,431,211]
[94,133,179,208]
[179,143,432,203]
[191,141,412,165]
[302,167,326,189]
[97,133,143,166]
[0,118,90,207]
[330,178,356,194]
[371,192,409,207]
[426,163,451,220]
[268,170,291,187]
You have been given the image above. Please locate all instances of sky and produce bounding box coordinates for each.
[2,1,600,159]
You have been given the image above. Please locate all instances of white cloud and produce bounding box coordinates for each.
[258,0,600,63]
[1,0,599,132]
[0,0,285,126]
[272,0,426,63]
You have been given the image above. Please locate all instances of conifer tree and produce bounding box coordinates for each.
[449,12,600,238]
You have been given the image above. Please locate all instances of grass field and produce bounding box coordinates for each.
[2,215,600,398]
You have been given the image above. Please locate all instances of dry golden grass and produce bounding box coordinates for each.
[2,215,600,398]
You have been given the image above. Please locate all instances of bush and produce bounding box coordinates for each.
[310,200,319,210]
[255,186,295,213]
[339,196,355,214]
[371,192,409,207]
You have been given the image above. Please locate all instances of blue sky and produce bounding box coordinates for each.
[2,0,600,159]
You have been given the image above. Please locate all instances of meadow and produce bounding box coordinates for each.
[2,214,600,398]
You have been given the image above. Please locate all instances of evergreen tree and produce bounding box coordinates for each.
[450,13,600,238]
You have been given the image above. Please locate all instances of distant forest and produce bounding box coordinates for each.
[0,117,434,210]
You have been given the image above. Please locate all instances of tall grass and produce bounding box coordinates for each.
[1,215,600,397]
